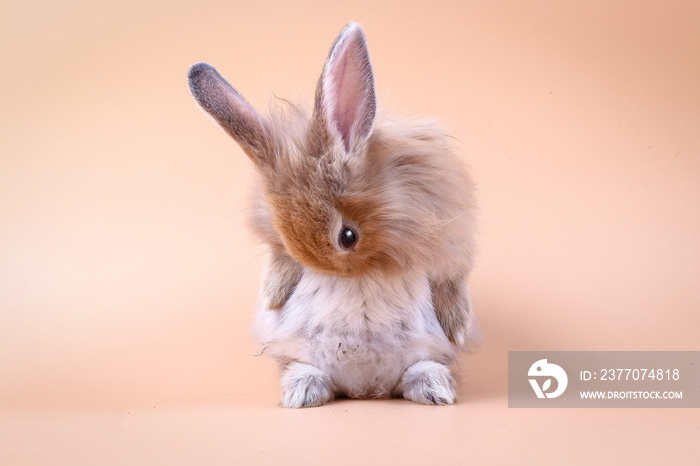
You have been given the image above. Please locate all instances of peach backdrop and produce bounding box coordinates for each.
[1,0,698,464]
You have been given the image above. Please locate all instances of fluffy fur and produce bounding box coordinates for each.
[188,22,477,408]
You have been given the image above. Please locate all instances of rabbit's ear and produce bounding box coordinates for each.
[188,63,273,167]
[313,22,376,153]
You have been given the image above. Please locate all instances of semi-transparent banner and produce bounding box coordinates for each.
[508,351,700,408]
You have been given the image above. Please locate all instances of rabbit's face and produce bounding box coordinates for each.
[264,143,396,277]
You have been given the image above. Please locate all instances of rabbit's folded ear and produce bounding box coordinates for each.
[188,62,273,167]
[313,22,377,154]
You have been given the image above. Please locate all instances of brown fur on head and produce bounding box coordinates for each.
[188,22,476,280]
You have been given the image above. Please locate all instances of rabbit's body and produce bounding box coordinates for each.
[255,267,456,401]
[189,22,477,408]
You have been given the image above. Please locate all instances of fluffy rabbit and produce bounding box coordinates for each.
[188,22,477,408]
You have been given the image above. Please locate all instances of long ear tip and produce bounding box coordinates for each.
[189,61,212,73]
[342,21,364,35]
[337,21,368,46]
[188,62,215,90]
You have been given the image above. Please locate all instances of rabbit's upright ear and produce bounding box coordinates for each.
[313,22,377,154]
[188,63,273,168]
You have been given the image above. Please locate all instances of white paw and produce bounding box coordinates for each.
[281,362,334,408]
[400,360,456,406]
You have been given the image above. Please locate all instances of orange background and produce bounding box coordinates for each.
[1,0,698,464]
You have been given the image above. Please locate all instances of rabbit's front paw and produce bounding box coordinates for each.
[281,362,334,408]
[399,360,456,406]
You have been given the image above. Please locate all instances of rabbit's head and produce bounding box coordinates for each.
[189,23,475,278]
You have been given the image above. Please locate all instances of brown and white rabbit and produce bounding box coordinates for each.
[188,22,477,408]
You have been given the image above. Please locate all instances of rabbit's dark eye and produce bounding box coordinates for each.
[339,226,357,250]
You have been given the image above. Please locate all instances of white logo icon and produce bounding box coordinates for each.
[528,359,568,398]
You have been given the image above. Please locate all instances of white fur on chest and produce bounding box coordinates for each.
[254,270,456,398]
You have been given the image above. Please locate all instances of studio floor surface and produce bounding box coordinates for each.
[3,347,699,465]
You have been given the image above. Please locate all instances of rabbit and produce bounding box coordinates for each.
[188,22,477,408]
